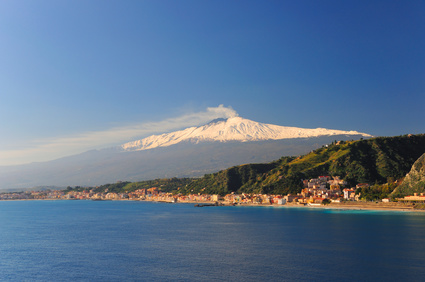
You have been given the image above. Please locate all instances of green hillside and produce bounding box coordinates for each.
[66,177,194,194]
[391,153,425,197]
[181,134,425,196]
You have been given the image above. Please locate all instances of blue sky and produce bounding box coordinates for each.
[0,0,424,165]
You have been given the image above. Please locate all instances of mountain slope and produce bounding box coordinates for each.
[391,153,425,197]
[121,117,372,151]
[181,134,425,196]
[0,117,372,190]
[0,136,360,189]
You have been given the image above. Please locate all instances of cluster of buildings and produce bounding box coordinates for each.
[0,176,375,205]
[0,190,65,200]
[398,193,425,203]
[294,176,369,204]
[63,188,289,205]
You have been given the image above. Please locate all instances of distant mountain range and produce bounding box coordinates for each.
[0,117,372,190]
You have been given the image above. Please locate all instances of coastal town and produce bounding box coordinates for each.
[1,176,423,210]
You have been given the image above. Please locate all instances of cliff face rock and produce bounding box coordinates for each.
[392,153,425,197]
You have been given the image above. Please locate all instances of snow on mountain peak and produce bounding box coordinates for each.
[121,117,372,152]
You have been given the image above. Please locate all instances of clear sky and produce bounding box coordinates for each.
[0,0,424,165]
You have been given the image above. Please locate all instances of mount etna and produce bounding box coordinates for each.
[0,117,371,190]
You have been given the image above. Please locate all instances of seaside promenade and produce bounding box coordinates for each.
[0,189,422,212]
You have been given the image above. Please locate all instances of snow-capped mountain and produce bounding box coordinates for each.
[0,117,372,190]
[121,117,372,151]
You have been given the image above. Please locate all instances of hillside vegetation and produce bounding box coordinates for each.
[391,153,425,197]
[180,134,425,196]
[66,178,194,194]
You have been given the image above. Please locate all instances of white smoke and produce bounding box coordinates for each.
[206,104,238,119]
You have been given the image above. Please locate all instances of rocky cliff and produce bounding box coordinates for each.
[392,153,425,197]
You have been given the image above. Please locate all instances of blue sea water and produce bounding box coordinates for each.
[1,201,425,281]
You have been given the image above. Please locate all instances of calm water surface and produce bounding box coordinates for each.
[1,200,425,281]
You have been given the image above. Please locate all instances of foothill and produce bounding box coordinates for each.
[1,134,425,211]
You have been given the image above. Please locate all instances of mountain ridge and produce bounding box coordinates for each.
[0,135,368,190]
[121,117,372,152]
[0,117,373,190]
[179,134,425,196]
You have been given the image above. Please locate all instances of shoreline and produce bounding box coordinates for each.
[299,203,422,212]
[1,198,424,212]
[234,201,425,212]
[172,200,425,212]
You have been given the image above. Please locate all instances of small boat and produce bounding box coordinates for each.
[194,203,218,207]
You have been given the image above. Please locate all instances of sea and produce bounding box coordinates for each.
[1,200,425,281]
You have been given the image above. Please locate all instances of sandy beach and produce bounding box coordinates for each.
[191,201,424,212]
[103,199,425,212]
[279,201,425,212]
[2,197,424,212]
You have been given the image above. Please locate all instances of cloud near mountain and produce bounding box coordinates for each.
[0,105,238,166]
[0,111,373,189]
[0,102,372,170]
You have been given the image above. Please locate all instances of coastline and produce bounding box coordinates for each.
[300,202,422,212]
[183,200,425,212]
[98,199,425,212]
[1,198,424,213]
[232,201,424,212]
